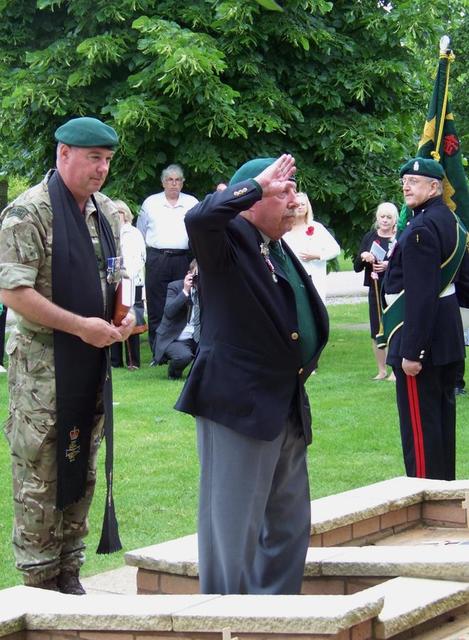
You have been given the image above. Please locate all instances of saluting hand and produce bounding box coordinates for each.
[254,154,297,198]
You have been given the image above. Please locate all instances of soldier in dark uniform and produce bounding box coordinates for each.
[383,158,466,480]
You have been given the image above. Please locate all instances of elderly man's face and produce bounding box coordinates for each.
[58,145,113,202]
[401,174,440,210]
[162,172,184,199]
[251,187,299,240]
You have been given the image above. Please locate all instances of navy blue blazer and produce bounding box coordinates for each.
[175,181,329,444]
[383,196,465,366]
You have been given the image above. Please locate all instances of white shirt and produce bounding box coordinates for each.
[137,191,199,249]
[283,221,340,302]
[120,223,146,286]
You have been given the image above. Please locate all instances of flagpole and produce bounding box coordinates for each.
[431,36,455,163]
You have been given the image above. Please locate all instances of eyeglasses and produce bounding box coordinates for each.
[400,176,435,187]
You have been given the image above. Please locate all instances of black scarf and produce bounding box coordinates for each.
[49,170,121,553]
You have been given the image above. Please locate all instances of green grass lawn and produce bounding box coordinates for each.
[1,301,468,589]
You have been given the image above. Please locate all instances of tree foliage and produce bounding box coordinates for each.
[0,0,465,253]
[448,9,468,159]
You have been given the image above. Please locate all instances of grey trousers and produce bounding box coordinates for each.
[196,416,311,595]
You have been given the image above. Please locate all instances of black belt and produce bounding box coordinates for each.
[149,247,189,256]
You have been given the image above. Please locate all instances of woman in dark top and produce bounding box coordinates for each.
[354,202,398,380]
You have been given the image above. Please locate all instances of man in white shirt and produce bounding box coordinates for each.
[137,164,198,358]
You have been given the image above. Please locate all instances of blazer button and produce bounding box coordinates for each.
[298,367,304,375]
[291,332,299,340]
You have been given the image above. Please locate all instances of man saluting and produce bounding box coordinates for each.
[176,154,329,594]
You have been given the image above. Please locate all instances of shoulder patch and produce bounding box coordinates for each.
[4,206,31,222]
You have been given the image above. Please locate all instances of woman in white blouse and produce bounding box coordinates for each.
[283,192,340,302]
[111,200,147,369]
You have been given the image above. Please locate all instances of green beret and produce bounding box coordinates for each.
[229,158,277,186]
[55,117,119,148]
[399,158,445,180]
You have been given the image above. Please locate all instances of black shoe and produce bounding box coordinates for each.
[57,570,86,595]
[455,387,467,396]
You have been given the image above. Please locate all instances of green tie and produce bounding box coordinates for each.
[269,240,285,264]
[269,240,318,365]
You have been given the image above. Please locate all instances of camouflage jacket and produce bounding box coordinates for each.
[0,170,121,336]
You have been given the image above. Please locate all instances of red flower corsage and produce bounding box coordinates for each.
[306,226,314,236]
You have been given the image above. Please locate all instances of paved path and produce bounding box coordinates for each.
[82,566,137,595]
[326,270,366,299]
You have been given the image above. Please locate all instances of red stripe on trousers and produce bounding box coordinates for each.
[405,374,426,477]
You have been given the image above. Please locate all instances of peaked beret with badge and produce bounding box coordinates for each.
[229,156,297,186]
[55,116,119,149]
[229,158,277,186]
[399,157,445,180]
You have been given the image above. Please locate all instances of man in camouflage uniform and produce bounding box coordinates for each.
[0,117,135,594]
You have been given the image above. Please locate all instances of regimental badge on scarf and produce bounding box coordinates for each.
[65,427,81,462]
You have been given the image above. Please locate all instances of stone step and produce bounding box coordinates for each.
[125,535,469,590]
[363,577,469,639]
[309,476,469,540]
[0,584,384,639]
[306,545,469,582]
[1,578,469,639]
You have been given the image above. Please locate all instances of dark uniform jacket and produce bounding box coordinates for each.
[153,279,193,365]
[175,181,329,445]
[383,196,465,367]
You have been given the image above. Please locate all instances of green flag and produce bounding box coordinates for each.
[398,41,469,231]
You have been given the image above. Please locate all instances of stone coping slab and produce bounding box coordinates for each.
[304,546,469,581]
[310,477,469,534]
[172,591,384,634]
[126,533,199,576]
[0,587,217,633]
[126,534,469,583]
[125,478,469,577]
[0,585,383,637]
[365,577,469,639]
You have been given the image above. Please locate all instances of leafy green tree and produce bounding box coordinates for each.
[449,10,468,159]
[0,0,464,252]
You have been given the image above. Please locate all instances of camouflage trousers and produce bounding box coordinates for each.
[4,331,104,586]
